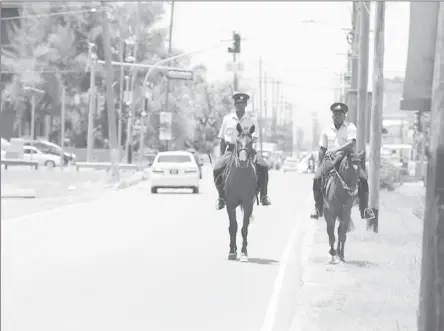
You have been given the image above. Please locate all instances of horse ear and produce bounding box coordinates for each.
[249,125,255,134]
[236,123,242,134]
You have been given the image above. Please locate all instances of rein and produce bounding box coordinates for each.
[326,153,358,196]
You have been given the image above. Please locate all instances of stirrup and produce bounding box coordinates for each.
[364,208,375,220]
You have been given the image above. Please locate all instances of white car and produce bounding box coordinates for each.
[150,151,200,194]
[282,157,299,172]
[23,146,62,167]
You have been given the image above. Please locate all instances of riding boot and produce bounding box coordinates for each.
[310,178,323,219]
[213,167,226,210]
[358,179,369,219]
[257,164,271,206]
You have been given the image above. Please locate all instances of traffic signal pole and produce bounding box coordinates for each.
[228,32,241,91]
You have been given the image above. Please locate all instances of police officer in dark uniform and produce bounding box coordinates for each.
[310,102,370,219]
[213,92,272,210]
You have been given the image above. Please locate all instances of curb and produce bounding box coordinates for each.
[1,188,37,199]
[113,171,150,190]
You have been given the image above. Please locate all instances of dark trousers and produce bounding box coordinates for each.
[313,152,368,214]
[213,149,269,198]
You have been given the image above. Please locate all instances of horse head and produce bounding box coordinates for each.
[235,123,255,164]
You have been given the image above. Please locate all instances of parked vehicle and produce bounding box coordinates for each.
[23,146,62,167]
[23,140,76,165]
[282,157,299,173]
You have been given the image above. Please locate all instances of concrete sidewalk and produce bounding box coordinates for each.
[290,188,423,331]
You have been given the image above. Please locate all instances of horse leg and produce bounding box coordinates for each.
[326,215,337,262]
[337,221,347,262]
[240,204,252,263]
[227,207,238,260]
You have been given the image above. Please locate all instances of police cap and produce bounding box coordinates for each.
[232,92,250,103]
[330,102,348,113]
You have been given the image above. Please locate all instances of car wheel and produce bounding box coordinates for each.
[151,187,158,194]
[192,186,199,194]
[45,160,56,168]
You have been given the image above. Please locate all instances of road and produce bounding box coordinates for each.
[2,169,314,331]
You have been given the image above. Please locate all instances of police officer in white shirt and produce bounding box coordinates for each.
[213,92,271,210]
[310,102,369,219]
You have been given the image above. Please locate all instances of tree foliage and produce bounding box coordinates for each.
[1,2,234,151]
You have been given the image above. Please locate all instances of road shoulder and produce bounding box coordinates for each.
[290,188,423,331]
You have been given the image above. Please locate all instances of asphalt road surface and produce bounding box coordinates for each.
[2,169,314,331]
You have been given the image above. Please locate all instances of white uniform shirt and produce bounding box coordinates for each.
[319,121,357,151]
[218,112,259,144]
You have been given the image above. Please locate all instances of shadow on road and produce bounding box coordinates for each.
[247,258,279,265]
[345,260,379,268]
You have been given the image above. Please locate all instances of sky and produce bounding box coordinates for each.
[168,1,410,141]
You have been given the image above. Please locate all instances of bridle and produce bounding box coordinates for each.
[233,132,255,168]
[327,153,359,197]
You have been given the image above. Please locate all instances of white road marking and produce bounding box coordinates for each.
[260,195,313,331]
[2,188,123,222]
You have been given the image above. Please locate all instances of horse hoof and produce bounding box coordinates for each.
[239,253,248,263]
[228,253,237,261]
[329,256,340,264]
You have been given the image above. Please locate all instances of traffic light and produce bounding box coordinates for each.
[228,32,241,53]
[413,111,421,132]
[233,32,240,53]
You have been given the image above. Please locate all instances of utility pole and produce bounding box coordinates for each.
[101,2,119,183]
[228,31,241,91]
[347,1,360,126]
[86,43,97,162]
[258,57,264,151]
[368,1,385,234]
[418,3,444,330]
[125,3,142,163]
[117,21,125,151]
[357,1,371,155]
[60,87,66,169]
[263,72,268,140]
[164,1,175,152]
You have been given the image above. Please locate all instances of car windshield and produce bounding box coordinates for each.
[37,142,61,152]
[157,154,192,163]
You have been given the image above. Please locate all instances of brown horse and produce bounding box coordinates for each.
[224,123,257,263]
[323,151,363,263]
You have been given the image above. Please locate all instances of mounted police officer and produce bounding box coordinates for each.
[310,102,370,219]
[213,92,272,210]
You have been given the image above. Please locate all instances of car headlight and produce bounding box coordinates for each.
[185,168,198,173]
[152,167,163,173]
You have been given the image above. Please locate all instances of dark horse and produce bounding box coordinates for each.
[323,151,363,263]
[224,123,257,263]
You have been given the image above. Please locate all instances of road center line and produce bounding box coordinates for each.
[260,195,312,331]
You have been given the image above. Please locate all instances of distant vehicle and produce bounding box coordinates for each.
[282,157,299,173]
[297,155,312,173]
[150,151,200,194]
[1,138,11,151]
[23,140,76,165]
[23,145,62,167]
